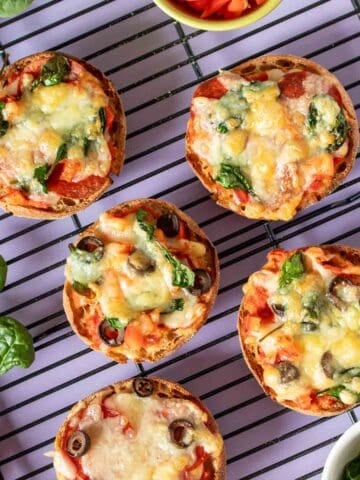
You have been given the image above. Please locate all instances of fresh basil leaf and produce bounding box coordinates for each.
[33,164,50,193]
[39,55,70,87]
[330,109,349,153]
[136,209,155,240]
[0,255,7,291]
[106,317,127,330]
[317,385,345,400]
[0,0,34,17]
[0,316,35,375]
[279,253,305,289]
[215,163,254,194]
[161,247,195,288]
[72,281,90,295]
[83,137,91,157]
[99,107,106,134]
[216,122,228,134]
[55,143,67,164]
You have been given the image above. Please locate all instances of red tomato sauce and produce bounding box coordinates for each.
[168,0,268,21]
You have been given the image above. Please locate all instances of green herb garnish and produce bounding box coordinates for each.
[0,316,35,375]
[317,385,345,400]
[0,255,7,291]
[31,55,70,89]
[215,163,254,194]
[136,209,156,240]
[303,292,322,320]
[279,253,305,289]
[99,107,106,133]
[216,122,228,134]
[106,317,127,330]
[34,164,50,193]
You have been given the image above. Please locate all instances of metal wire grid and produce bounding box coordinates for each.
[0,0,359,479]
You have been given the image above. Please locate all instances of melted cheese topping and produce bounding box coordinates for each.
[189,69,347,221]
[56,390,223,480]
[0,56,111,203]
[65,210,209,338]
[243,247,360,408]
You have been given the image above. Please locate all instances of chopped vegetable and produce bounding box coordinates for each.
[31,55,70,89]
[216,122,229,134]
[162,298,185,313]
[161,247,195,288]
[106,317,127,330]
[34,164,50,193]
[0,101,9,137]
[0,255,7,291]
[0,0,34,17]
[302,292,322,319]
[0,316,35,375]
[136,209,156,240]
[343,453,360,480]
[279,253,305,289]
[176,0,267,20]
[99,107,106,134]
[306,94,349,152]
[215,163,254,194]
[317,385,345,400]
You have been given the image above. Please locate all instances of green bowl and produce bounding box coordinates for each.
[153,0,282,31]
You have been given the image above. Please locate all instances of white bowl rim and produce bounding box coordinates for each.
[322,420,360,480]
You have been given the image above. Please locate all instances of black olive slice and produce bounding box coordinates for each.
[98,319,125,346]
[328,276,360,310]
[69,236,104,263]
[156,213,180,237]
[66,430,90,458]
[321,351,337,379]
[128,249,155,274]
[169,419,195,448]
[133,377,154,397]
[276,361,300,384]
[187,269,212,296]
[271,303,286,317]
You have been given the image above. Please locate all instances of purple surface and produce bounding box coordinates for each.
[0,0,359,479]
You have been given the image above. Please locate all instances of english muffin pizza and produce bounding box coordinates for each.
[63,199,219,363]
[186,54,359,221]
[0,51,125,218]
[50,377,225,480]
[238,245,360,416]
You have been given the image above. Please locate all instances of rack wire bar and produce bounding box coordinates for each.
[0,1,359,479]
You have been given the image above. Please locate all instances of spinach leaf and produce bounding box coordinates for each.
[0,316,34,375]
[0,0,33,17]
[216,122,228,134]
[161,247,195,288]
[0,255,7,291]
[215,163,254,194]
[83,137,91,157]
[31,55,70,89]
[162,298,185,314]
[34,164,49,193]
[55,143,67,164]
[136,209,155,240]
[279,253,305,289]
[0,101,8,137]
[99,107,106,133]
[317,385,345,400]
[344,453,360,480]
[106,317,127,330]
[303,292,322,319]
[306,95,349,152]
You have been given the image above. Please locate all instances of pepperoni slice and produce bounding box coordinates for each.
[279,71,309,99]
[48,175,108,199]
[244,71,269,82]
[194,78,227,99]
[328,85,343,108]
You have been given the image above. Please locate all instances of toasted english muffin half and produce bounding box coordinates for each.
[186,54,359,221]
[238,244,360,416]
[63,199,219,363]
[0,51,126,219]
[51,376,226,480]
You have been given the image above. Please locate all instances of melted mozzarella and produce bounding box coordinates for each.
[59,392,223,480]
[0,59,111,199]
[66,212,204,330]
[190,70,342,220]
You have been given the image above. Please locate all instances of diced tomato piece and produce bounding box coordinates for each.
[244,71,268,82]
[47,175,108,199]
[201,0,231,18]
[177,221,188,240]
[226,0,248,14]
[279,71,309,99]
[307,174,332,193]
[234,189,249,203]
[194,78,227,99]
[105,106,115,132]
[51,160,82,183]
[124,323,147,349]
[328,85,343,108]
[182,446,210,480]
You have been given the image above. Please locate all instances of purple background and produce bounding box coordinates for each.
[0,0,359,479]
